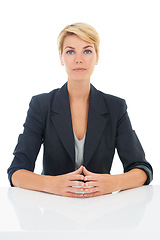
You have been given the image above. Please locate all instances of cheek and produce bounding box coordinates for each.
[63,56,73,69]
[87,59,96,71]
[87,55,97,65]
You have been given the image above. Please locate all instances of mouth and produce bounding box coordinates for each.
[73,68,87,72]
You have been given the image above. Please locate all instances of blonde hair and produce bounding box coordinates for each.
[57,23,100,60]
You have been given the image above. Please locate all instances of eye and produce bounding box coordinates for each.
[84,50,92,54]
[66,50,74,55]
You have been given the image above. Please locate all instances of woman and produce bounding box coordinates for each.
[8,23,153,198]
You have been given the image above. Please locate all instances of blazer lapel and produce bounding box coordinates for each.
[50,83,75,164]
[84,85,109,167]
[50,82,109,168]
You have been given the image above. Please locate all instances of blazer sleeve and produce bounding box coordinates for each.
[7,95,45,186]
[116,100,153,185]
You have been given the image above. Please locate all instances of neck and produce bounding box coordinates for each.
[67,79,90,103]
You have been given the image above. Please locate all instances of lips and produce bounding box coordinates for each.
[73,68,86,72]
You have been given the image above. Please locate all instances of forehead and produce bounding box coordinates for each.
[63,34,94,49]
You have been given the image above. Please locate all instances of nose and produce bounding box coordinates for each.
[75,54,83,64]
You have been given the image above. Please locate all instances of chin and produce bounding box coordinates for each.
[69,74,91,82]
[69,78,90,83]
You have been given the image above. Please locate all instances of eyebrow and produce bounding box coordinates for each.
[64,45,93,50]
[83,45,94,49]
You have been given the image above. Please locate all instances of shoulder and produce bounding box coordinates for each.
[102,91,125,103]
[32,88,59,101]
[99,90,128,123]
[30,88,59,109]
[103,91,126,110]
[26,88,60,123]
[92,85,127,111]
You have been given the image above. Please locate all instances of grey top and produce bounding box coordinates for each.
[73,132,86,170]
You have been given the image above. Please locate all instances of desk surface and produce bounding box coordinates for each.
[0,185,160,240]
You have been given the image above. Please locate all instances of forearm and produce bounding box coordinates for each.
[82,167,148,198]
[11,167,85,198]
[11,169,49,193]
[114,168,148,192]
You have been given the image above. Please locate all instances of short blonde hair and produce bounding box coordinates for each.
[57,23,100,60]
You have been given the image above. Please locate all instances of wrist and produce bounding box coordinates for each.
[110,174,122,192]
[42,175,54,193]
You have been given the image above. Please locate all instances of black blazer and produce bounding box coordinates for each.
[8,82,153,185]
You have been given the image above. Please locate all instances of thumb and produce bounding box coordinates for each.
[83,166,92,176]
[70,165,83,175]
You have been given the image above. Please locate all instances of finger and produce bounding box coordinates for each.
[83,192,100,198]
[84,181,98,188]
[66,186,85,193]
[70,181,84,187]
[69,165,83,175]
[84,175,98,182]
[68,174,84,181]
[65,192,84,198]
[83,186,99,194]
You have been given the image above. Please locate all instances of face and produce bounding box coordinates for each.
[60,35,98,82]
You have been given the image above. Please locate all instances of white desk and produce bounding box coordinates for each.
[0,185,159,240]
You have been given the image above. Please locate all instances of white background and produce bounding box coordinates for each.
[0,0,159,187]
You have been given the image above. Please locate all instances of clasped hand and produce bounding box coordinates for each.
[48,166,117,198]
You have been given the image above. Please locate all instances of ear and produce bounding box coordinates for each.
[95,55,99,66]
[59,52,64,66]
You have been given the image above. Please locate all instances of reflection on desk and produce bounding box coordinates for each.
[0,185,160,240]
